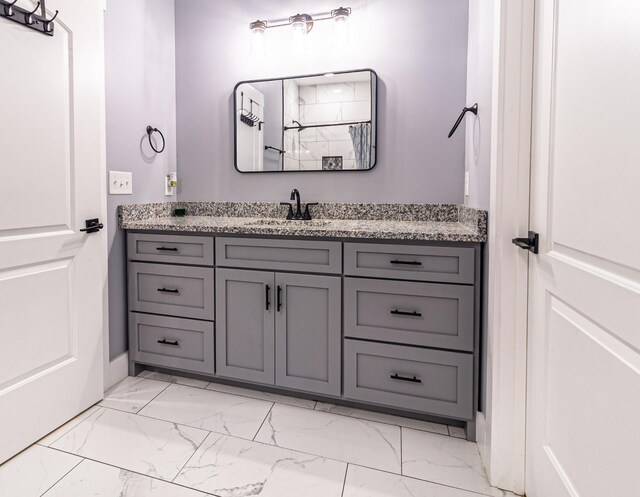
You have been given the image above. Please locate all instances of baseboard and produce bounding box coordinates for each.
[104,352,128,390]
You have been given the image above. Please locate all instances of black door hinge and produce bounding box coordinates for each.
[512,231,539,254]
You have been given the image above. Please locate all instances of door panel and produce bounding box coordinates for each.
[275,273,341,396]
[216,268,275,384]
[0,0,106,463]
[1,12,72,234]
[526,1,640,495]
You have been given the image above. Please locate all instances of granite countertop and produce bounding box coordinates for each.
[118,202,487,243]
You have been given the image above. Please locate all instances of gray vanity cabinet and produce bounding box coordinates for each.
[216,267,342,395]
[127,231,482,441]
[215,268,275,385]
[275,273,341,396]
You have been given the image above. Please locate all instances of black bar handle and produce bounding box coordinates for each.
[390,260,422,266]
[265,284,271,311]
[80,218,104,234]
[157,288,179,294]
[390,373,422,384]
[157,339,179,346]
[512,231,539,254]
[390,309,423,317]
[156,247,178,252]
[277,285,282,312]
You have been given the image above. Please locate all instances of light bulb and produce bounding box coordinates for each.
[250,20,267,56]
[290,14,312,52]
[331,7,350,46]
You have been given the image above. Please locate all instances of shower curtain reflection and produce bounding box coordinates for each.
[349,123,371,170]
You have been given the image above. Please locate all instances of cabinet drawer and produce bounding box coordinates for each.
[129,262,214,320]
[344,278,474,351]
[130,313,214,374]
[344,243,474,284]
[216,237,342,274]
[128,233,214,266]
[344,340,473,420]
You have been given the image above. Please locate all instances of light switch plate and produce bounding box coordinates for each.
[109,171,132,195]
[464,171,470,197]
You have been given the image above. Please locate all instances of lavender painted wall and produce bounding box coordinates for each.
[105,0,177,359]
[464,0,496,412]
[174,0,469,203]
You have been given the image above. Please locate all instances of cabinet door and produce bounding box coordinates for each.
[216,268,275,385]
[275,273,342,396]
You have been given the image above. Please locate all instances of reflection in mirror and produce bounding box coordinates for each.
[234,69,377,173]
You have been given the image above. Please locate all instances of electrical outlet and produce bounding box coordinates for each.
[165,172,177,196]
[464,171,470,197]
[109,171,132,195]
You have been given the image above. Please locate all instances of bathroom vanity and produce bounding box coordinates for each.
[120,202,486,440]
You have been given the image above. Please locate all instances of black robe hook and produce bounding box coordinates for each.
[447,103,478,138]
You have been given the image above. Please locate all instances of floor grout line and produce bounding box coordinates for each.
[37,456,85,497]
[252,402,275,441]
[125,379,172,414]
[170,430,212,484]
[37,401,102,448]
[400,426,404,476]
[340,463,350,497]
[43,447,219,495]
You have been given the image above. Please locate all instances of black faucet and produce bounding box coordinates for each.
[280,189,318,220]
[290,189,302,219]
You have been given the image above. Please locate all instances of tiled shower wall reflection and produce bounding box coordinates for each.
[284,81,371,171]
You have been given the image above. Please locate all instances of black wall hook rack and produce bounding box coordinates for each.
[447,103,478,138]
[146,126,166,154]
[0,0,58,36]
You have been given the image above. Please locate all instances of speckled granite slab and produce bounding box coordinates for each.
[118,202,487,242]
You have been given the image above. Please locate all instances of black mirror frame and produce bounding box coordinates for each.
[233,68,378,174]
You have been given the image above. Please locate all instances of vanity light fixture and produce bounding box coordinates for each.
[249,7,351,43]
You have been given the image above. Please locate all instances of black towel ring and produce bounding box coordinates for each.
[146,125,165,153]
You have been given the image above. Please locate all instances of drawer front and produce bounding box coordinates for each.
[128,233,214,266]
[216,237,342,274]
[130,313,214,374]
[129,262,214,320]
[344,278,474,351]
[344,340,473,420]
[344,243,475,284]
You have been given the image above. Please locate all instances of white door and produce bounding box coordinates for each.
[526,1,640,495]
[236,84,264,171]
[0,0,107,463]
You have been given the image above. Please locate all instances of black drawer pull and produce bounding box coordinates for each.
[157,339,179,346]
[390,373,422,383]
[157,287,180,294]
[265,284,271,311]
[390,259,422,266]
[156,247,178,252]
[390,309,422,317]
[277,285,282,312]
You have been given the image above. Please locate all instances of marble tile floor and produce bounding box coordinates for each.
[0,373,520,497]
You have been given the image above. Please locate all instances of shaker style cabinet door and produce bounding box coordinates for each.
[215,268,275,385]
[275,273,342,396]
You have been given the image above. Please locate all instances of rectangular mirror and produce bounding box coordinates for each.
[234,69,377,173]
